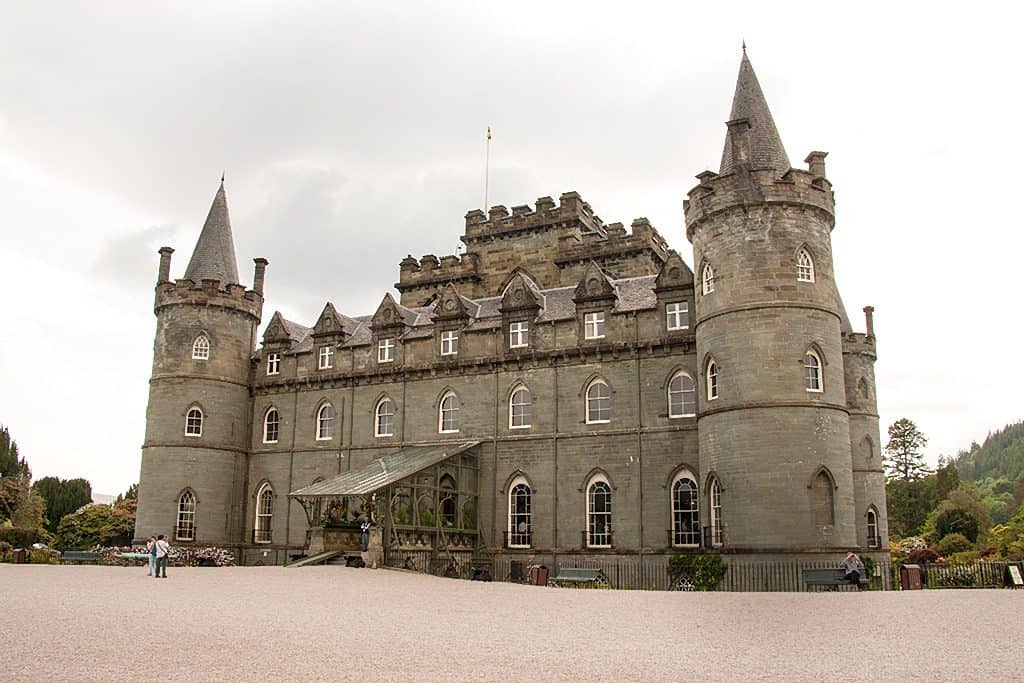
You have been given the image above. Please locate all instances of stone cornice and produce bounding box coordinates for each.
[698,400,849,419]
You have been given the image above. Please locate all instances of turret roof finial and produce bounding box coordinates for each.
[742,39,746,54]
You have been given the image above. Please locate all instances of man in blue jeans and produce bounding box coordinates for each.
[154,534,170,578]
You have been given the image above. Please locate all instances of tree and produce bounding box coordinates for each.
[32,476,92,532]
[884,418,930,481]
[932,458,960,506]
[55,503,135,550]
[885,477,935,537]
[0,425,35,525]
[113,483,138,507]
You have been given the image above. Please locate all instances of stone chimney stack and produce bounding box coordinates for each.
[253,258,269,295]
[805,151,828,179]
[725,119,753,169]
[863,306,875,337]
[157,247,174,284]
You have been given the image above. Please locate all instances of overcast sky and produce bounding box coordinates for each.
[1,2,1021,495]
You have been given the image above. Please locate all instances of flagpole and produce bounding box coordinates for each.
[484,126,491,212]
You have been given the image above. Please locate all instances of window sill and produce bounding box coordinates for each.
[439,430,460,434]
[668,414,696,420]
[585,420,611,425]
[375,433,394,438]
[184,434,202,438]
[315,437,332,442]
[263,440,278,445]
[510,425,531,430]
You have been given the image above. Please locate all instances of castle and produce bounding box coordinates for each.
[134,52,890,589]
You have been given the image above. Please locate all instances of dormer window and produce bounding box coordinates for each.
[378,338,395,363]
[192,335,210,360]
[509,321,529,349]
[440,330,458,356]
[318,345,334,370]
[266,353,280,376]
[666,302,689,331]
[584,312,606,340]
[702,264,715,295]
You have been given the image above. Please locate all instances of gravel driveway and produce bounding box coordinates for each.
[1,565,1020,681]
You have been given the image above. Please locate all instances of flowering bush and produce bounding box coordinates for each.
[906,547,939,564]
[92,545,236,567]
[898,536,928,555]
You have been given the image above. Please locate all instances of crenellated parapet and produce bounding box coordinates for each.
[555,216,670,272]
[155,277,264,321]
[841,332,876,359]
[395,252,481,304]
[463,191,606,242]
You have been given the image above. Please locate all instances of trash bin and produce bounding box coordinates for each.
[509,560,524,583]
[527,564,549,586]
[899,564,923,590]
[12,549,26,564]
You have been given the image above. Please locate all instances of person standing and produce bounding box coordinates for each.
[154,534,170,578]
[360,518,372,552]
[146,536,157,576]
[841,552,865,590]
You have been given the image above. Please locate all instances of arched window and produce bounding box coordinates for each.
[192,334,210,360]
[706,360,719,401]
[668,372,696,418]
[185,408,203,437]
[439,392,459,433]
[508,477,531,548]
[867,508,879,548]
[671,471,700,546]
[587,475,612,548]
[805,350,823,392]
[316,403,334,441]
[863,436,875,460]
[254,483,273,544]
[176,490,196,541]
[796,247,815,282]
[439,474,457,527]
[509,385,532,429]
[708,476,723,546]
[586,380,611,424]
[702,263,715,295]
[812,470,835,528]
[263,408,279,444]
[375,397,394,437]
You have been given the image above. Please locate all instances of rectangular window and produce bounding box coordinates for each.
[318,345,334,370]
[378,338,395,363]
[441,330,458,356]
[584,312,606,340]
[266,353,280,375]
[509,321,529,349]
[666,302,689,331]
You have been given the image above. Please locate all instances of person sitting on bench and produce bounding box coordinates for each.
[841,552,865,590]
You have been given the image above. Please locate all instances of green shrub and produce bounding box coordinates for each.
[935,533,973,556]
[945,550,980,564]
[0,527,38,548]
[28,548,58,564]
[668,554,727,591]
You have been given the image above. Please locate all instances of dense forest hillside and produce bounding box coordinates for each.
[954,421,1024,483]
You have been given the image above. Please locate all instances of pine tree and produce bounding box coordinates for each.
[884,418,930,481]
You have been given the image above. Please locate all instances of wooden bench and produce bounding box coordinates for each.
[802,568,868,590]
[550,567,609,588]
[61,551,102,564]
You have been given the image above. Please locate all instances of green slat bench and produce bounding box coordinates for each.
[802,568,868,591]
[61,551,102,564]
[550,567,609,588]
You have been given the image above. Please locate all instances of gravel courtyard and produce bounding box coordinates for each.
[1,565,1020,681]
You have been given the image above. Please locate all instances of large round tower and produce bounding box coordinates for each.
[134,182,267,546]
[685,53,857,551]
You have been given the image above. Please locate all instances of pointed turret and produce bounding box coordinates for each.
[184,181,240,285]
[719,50,791,177]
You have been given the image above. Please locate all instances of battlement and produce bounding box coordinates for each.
[842,332,876,358]
[555,216,671,268]
[396,252,481,297]
[684,157,835,240]
[155,277,263,319]
[463,191,606,241]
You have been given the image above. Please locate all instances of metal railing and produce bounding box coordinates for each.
[916,560,1020,589]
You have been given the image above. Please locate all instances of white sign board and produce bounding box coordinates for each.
[1009,565,1023,587]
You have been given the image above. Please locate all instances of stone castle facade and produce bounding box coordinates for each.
[135,53,890,589]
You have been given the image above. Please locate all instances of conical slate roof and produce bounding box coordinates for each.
[183,181,240,285]
[719,51,791,176]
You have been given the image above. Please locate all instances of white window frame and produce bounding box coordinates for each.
[509,385,532,429]
[375,397,395,437]
[266,352,280,376]
[584,311,606,340]
[709,477,723,547]
[440,330,459,356]
[666,302,689,331]
[508,476,532,548]
[796,247,815,283]
[316,403,334,441]
[176,490,196,542]
[702,264,715,295]
[586,474,612,548]
[439,392,459,433]
[254,483,273,544]
[585,379,611,424]
[509,321,529,349]
[192,335,210,360]
[378,338,395,363]
[262,408,279,444]
[318,345,334,370]
[671,471,700,547]
[706,361,719,401]
[668,372,696,418]
[185,408,203,437]
[805,350,823,393]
